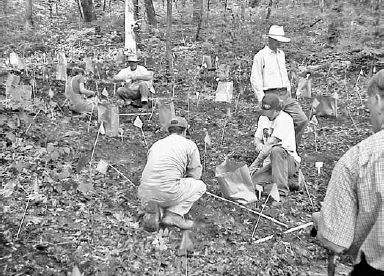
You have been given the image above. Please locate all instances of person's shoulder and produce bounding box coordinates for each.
[355,130,384,160]
[277,111,293,122]
[254,46,267,57]
[257,115,270,124]
[137,65,148,70]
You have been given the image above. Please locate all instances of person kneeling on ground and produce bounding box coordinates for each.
[138,116,206,231]
[113,54,153,108]
[249,93,301,195]
[65,67,97,114]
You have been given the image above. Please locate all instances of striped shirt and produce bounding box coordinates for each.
[318,129,384,270]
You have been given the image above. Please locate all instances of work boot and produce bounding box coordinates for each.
[162,212,194,230]
[288,169,304,192]
[142,201,160,232]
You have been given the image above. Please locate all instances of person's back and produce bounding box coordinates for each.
[138,116,206,231]
[140,134,201,199]
[65,75,83,105]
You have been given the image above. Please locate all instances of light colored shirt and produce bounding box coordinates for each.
[139,134,202,202]
[250,46,291,102]
[65,75,85,105]
[254,111,300,163]
[115,65,152,91]
[317,129,384,270]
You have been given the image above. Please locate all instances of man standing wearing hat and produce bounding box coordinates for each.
[250,25,308,146]
[249,93,301,195]
[138,116,206,230]
[113,54,153,108]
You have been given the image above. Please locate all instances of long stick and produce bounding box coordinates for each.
[220,120,227,145]
[205,191,288,228]
[109,164,135,186]
[90,125,101,166]
[254,222,313,244]
[16,198,30,239]
[203,142,207,173]
[26,109,41,134]
[87,104,95,132]
[251,193,270,238]
[120,113,151,116]
[141,128,149,152]
[302,176,315,210]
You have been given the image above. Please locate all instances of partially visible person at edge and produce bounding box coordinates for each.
[138,116,206,230]
[249,93,301,195]
[250,25,308,147]
[65,67,97,114]
[113,54,153,108]
[312,69,384,275]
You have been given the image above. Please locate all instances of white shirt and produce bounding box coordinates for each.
[250,46,291,102]
[115,65,152,90]
[254,111,300,163]
[140,134,202,201]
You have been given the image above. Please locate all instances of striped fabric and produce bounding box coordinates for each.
[318,129,384,270]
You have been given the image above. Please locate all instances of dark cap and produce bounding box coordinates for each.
[261,94,281,111]
[168,116,188,129]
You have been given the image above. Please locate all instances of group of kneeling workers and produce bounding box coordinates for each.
[64,54,153,114]
[139,26,384,275]
[64,25,384,274]
[139,70,384,275]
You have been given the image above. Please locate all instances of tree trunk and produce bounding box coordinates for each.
[192,0,200,23]
[25,0,33,29]
[2,0,7,15]
[80,0,97,22]
[144,0,157,26]
[166,0,173,75]
[195,0,203,40]
[125,0,137,54]
[265,0,273,20]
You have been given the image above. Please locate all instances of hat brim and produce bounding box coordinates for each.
[268,35,291,43]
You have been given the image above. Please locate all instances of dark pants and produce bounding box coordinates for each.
[350,253,384,276]
[117,82,149,105]
[252,146,299,192]
[264,89,308,146]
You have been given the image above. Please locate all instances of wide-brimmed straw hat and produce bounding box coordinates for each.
[267,25,291,43]
[127,54,138,62]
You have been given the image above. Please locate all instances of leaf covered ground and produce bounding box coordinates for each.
[1,1,383,275]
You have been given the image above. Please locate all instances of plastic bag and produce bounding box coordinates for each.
[158,100,175,131]
[215,159,257,204]
[296,76,312,98]
[312,94,338,117]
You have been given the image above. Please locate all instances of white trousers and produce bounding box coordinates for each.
[139,178,206,216]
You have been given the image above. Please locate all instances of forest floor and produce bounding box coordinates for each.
[1,2,383,275]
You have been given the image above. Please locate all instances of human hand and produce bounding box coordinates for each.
[255,143,263,153]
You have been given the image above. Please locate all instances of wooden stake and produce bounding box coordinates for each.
[89,125,101,167]
[109,164,135,186]
[205,191,288,228]
[26,109,41,134]
[87,104,95,132]
[251,193,271,238]
[16,198,30,239]
[141,128,149,152]
[254,222,313,244]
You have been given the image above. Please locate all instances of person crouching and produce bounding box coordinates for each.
[138,116,206,231]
